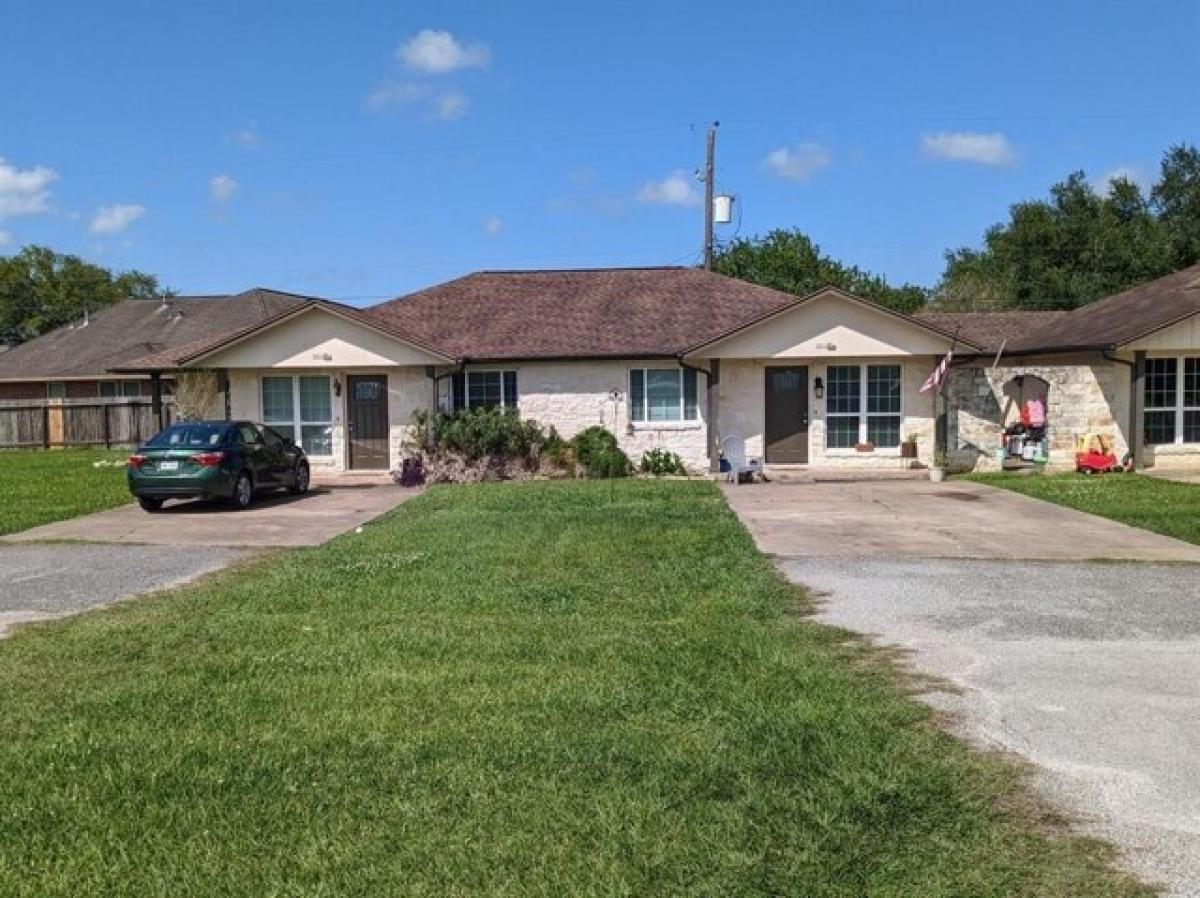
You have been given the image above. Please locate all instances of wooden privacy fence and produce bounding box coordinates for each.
[0,401,175,449]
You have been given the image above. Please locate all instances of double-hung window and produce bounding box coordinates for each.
[629,368,698,422]
[1144,356,1200,445]
[825,364,902,449]
[99,380,142,399]
[260,375,333,456]
[451,371,518,411]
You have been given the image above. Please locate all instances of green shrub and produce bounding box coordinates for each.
[639,448,687,476]
[411,407,550,465]
[570,426,632,478]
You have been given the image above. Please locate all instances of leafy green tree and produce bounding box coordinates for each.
[0,245,164,344]
[713,229,928,313]
[1152,144,1200,268]
[937,144,1197,310]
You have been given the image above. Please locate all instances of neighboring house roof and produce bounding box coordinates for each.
[366,267,810,360]
[0,288,309,381]
[915,310,1071,353]
[1003,262,1200,352]
[113,297,453,370]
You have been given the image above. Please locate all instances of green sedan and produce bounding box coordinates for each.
[127,420,311,511]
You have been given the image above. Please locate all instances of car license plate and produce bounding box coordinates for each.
[158,460,179,471]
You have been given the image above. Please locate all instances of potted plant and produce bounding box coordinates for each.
[929,449,948,483]
[900,434,918,459]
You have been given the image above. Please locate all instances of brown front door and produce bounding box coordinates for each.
[347,375,389,470]
[765,366,809,464]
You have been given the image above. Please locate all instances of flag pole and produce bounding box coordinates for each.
[938,328,961,462]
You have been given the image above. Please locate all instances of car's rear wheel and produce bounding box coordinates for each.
[230,472,254,509]
[137,496,164,512]
[289,461,310,495]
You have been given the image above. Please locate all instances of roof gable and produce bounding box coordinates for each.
[685,287,974,359]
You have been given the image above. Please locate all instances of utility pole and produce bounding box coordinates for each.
[702,121,718,270]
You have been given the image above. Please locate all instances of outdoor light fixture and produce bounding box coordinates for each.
[814,376,824,399]
[333,378,343,397]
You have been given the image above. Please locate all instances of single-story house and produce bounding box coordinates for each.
[4,263,1200,475]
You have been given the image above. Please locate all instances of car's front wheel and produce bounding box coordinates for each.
[230,472,254,509]
[137,496,164,512]
[289,461,310,495]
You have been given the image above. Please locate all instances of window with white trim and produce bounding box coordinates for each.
[629,368,698,422]
[450,371,518,411]
[260,375,333,456]
[1144,356,1200,445]
[825,364,903,449]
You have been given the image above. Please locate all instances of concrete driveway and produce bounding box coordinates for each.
[724,479,1200,897]
[3,485,414,548]
[723,478,1200,562]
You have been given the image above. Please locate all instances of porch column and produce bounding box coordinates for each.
[150,372,164,429]
[707,359,720,473]
[1131,351,1146,470]
[425,365,437,410]
[219,369,232,419]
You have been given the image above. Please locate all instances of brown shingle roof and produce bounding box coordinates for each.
[916,310,1071,353]
[367,267,826,359]
[0,288,309,380]
[115,298,454,370]
[1005,263,1200,351]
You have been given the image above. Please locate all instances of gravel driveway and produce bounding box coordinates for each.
[785,557,1200,898]
[0,543,246,638]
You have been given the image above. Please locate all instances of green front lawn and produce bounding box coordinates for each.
[968,471,1200,545]
[0,448,131,535]
[0,481,1148,896]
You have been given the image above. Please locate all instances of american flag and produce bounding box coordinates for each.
[920,349,953,394]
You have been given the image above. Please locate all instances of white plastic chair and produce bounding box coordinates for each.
[720,435,762,485]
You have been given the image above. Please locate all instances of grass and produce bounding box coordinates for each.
[968,471,1200,545]
[0,448,131,535]
[0,480,1151,897]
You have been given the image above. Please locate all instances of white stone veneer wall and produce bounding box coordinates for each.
[717,357,938,468]
[947,356,1126,471]
[510,361,709,470]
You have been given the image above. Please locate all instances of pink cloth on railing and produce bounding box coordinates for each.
[1025,398,1046,427]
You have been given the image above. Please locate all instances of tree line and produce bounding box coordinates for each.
[716,143,1200,312]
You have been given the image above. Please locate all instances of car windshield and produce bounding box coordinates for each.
[145,423,228,448]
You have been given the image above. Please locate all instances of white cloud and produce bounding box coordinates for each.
[921,131,1016,166]
[636,170,701,207]
[89,203,146,235]
[209,173,238,203]
[0,157,59,220]
[398,29,490,74]
[367,82,429,109]
[482,215,503,235]
[1093,165,1148,194]
[437,92,469,120]
[227,125,262,149]
[761,143,832,182]
[0,230,11,247]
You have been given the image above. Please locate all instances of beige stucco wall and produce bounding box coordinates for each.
[228,367,430,471]
[201,308,445,369]
[717,357,937,468]
[690,292,953,360]
[948,355,1127,471]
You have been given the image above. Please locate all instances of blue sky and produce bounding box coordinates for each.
[1,1,1197,304]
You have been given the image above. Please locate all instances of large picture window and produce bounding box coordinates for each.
[451,370,518,411]
[261,375,333,456]
[825,364,903,449]
[1144,356,1200,445]
[629,368,698,422]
